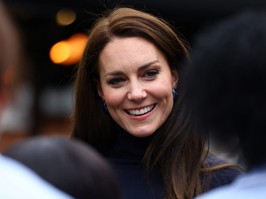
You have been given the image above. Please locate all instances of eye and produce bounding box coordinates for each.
[143,69,159,80]
[107,77,126,87]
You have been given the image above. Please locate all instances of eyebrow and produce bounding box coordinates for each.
[104,60,159,77]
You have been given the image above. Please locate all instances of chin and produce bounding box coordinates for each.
[130,130,155,138]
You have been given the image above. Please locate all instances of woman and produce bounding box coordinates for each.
[72,7,242,199]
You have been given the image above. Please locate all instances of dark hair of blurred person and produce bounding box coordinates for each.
[183,9,266,199]
[3,136,121,199]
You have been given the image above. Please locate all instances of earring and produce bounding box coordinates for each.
[102,101,109,112]
[172,88,178,100]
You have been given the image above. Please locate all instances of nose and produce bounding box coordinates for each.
[127,82,147,101]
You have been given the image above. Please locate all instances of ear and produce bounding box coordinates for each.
[171,69,179,88]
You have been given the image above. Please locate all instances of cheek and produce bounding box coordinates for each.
[103,90,125,107]
[157,85,174,115]
[151,81,173,99]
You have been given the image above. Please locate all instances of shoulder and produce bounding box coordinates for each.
[196,186,232,199]
[197,171,265,199]
[201,153,243,191]
[196,184,240,199]
[0,155,72,199]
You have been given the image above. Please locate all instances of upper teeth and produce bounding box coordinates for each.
[128,105,154,116]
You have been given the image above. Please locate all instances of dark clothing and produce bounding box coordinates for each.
[202,154,242,191]
[105,128,242,199]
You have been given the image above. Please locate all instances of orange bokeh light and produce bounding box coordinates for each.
[49,33,87,66]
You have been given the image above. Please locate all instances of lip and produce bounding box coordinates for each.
[125,104,156,116]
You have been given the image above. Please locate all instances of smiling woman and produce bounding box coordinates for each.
[97,37,177,137]
[72,7,242,199]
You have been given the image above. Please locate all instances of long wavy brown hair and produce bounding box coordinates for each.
[72,7,222,199]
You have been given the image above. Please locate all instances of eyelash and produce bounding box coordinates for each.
[107,77,125,86]
[143,69,159,79]
[107,69,159,87]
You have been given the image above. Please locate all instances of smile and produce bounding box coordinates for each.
[126,104,156,116]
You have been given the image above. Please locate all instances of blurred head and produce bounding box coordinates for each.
[3,136,120,199]
[183,10,266,169]
[73,7,189,146]
[0,1,21,111]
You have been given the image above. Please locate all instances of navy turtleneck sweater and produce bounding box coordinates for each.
[105,127,242,199]
[105,128,163,199]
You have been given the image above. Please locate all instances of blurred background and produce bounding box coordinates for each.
[1,0,266,153]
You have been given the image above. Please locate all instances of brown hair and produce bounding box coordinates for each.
[73,7,208,199]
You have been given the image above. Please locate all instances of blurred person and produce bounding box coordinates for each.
[183,10,266,199]
[0,0,32,134]
[0,2,121,199]
[72,7,242,199]
[0,0,72,198]
[3,136,121,199]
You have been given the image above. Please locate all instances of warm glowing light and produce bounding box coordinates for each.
[56,8,76,26]
[50,41,70,64]
[49,33,88,66]
[64,33,87,65]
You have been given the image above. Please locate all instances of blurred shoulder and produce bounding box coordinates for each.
[202,153,243,191]
[0,155,72,199]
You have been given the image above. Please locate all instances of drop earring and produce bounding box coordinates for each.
[102,101,109,113]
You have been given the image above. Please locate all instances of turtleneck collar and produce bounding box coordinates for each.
[106,124,154,161]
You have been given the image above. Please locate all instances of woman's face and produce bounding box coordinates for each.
[98,37,178,137]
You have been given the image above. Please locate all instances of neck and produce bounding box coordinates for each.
[107,124,155,160]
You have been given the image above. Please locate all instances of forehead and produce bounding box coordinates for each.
[99,37,165,71]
